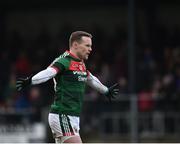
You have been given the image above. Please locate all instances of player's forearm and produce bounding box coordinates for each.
[32,67,57,85]
[86,73,108,94]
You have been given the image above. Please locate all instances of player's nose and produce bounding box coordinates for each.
[89,47,92,51]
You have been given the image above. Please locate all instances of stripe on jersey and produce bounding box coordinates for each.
[51,66,60,73]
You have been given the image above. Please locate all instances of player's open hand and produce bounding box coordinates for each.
[105,83,120,102]
[16,75,32,91]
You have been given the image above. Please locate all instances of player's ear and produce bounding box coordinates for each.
[72,41,78,47]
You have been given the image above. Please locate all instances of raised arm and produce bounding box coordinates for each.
[32,67,58,85]
[16,66,59,91]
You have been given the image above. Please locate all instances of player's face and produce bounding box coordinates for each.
[76,36,92,60]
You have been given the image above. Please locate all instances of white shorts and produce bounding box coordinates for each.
[48,113,80,138]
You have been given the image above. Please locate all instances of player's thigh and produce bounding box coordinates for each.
[55,135,82,143]
[48,113,63,138]
[48,113,80,138]
[63,135,82,143]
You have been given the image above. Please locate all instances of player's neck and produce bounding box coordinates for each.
[69,49,81,60]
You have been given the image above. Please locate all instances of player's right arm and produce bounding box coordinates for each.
[16,55,68,91]
[31,66,59,85]
[16,66,59,91]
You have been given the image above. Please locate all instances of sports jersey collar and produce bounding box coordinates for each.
[66,50,82,62]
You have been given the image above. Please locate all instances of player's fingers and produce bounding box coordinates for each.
[114,92,119,95]
[16,79,24,83]
[16,81,23,85]
[112,92,119,99]
[17,78,26,81]
[16,82,23,90]
[111,83,119,89]
[113,89,119,94]
[16,83,22,87]
[113,89,119,92]
[112,93,118,97]
[17,86,22,91]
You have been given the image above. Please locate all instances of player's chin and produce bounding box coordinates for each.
[84,55,89,60]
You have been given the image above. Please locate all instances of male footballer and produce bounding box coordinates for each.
[16,31,119,143]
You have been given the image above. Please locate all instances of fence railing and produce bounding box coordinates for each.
[0,93,179,142]
[81,94,180,142]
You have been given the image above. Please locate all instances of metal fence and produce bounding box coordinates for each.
[0,94,180,142]
[81,94,180,142]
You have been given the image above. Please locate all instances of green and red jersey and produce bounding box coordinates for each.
[50,51,89,116]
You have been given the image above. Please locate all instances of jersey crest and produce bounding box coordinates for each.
[69,61,86,72]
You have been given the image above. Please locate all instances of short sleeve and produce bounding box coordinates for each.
[51,57,70,73]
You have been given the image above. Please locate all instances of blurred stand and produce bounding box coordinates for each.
[0,108,46,142]
[0,0,180,142]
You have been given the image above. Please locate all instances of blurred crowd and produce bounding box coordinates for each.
[0,25,179,114]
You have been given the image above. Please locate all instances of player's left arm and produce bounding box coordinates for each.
[86,71,108,94]
[86,71,120,102]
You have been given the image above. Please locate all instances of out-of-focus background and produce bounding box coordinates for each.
[0,0,180,143]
